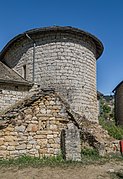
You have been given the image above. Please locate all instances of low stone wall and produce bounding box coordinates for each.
[0,91,80,159]
[0,90,121,160]
[80,122,121,156]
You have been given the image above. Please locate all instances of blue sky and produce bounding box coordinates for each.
[0,0,123,95]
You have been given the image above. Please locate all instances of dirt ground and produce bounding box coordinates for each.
[0,160,123,179]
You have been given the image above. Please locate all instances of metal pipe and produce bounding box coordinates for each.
[25,33,36,82]
[32,42,36,82]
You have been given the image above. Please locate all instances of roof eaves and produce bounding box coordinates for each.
[0,26,104,60]
[0,79,33,86]
[112,81,123,93]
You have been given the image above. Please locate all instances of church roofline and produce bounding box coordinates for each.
[0,26,104,60]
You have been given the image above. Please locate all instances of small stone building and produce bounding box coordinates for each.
[0,61,32,111]
[113,81,123,125]
[0,26,104,122]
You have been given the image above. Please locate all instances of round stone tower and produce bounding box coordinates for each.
[0,26,103,122]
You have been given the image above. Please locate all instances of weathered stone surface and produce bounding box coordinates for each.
[0,91,118,160]
[0,27,106,161]
[28,140,36,144]
[0,27,103,122]
[26,124,37,132]
[0,139,4,146]
[0,84,29,111]
[4,136,17,142]
[16,144,27,150]
[48,139,54,144]
[47,135,54,139]
[7,146,15,151]
[15,125,26,132]
[34,135,47,139]
[24,114,32,120]
[27,144,33,149]
[62,128,81,161]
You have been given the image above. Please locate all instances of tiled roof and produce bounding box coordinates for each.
[0,26,104,61]
[0,61,32,86]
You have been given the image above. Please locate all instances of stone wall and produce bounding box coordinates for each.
[0,83,30,112]
[0,90,121,159]
[3,31,98,122]
[0,91,80,159]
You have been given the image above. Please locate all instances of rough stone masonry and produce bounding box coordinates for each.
[0,26,104,122]
[0,26,106,160]
[0,90,81,159]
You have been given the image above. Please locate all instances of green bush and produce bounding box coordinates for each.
[99,117,123,140]
[81,148,100,161]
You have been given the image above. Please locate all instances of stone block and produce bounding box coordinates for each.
[50,124,57,130]
[34,135,47,139]
[0,138,4,146]
[35,153,40,157]
[48,139,55,144]
[15,125,26,132]
[19,150,27,154]
[37,139,47,148]
[61,128,81,161]
[6,126,14,132]
[0,150,9,157]
[9,141,19,146]
[47,148,54,154]
[32,116,38,121]
[26,124,38,132]
[24,108,32,114]
[4,136,17,142]
[50,143,59,148]
[24,114,32,120]
[7,146,15,151]
[49,101,55,105]
[0,145,7,150]
[47,134,54,139]
[29,140,36,144]
[39,148,47,154]
[27,144,33,149]
[4,131,10,136]
[16,144,27,150]
[10,150,19,155]
[33,107,40,114]
[36,145,40,149]
[40,108,47,114]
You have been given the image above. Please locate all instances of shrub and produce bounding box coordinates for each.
[99,117,123,140]
[81,147,100,161]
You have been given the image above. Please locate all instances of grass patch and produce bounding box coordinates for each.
[0,155,82,168]
[81,148,105,164]
[0,155,65,168]
[99,117,123,140]
[81,148,99,159]
[0,152,122,168]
